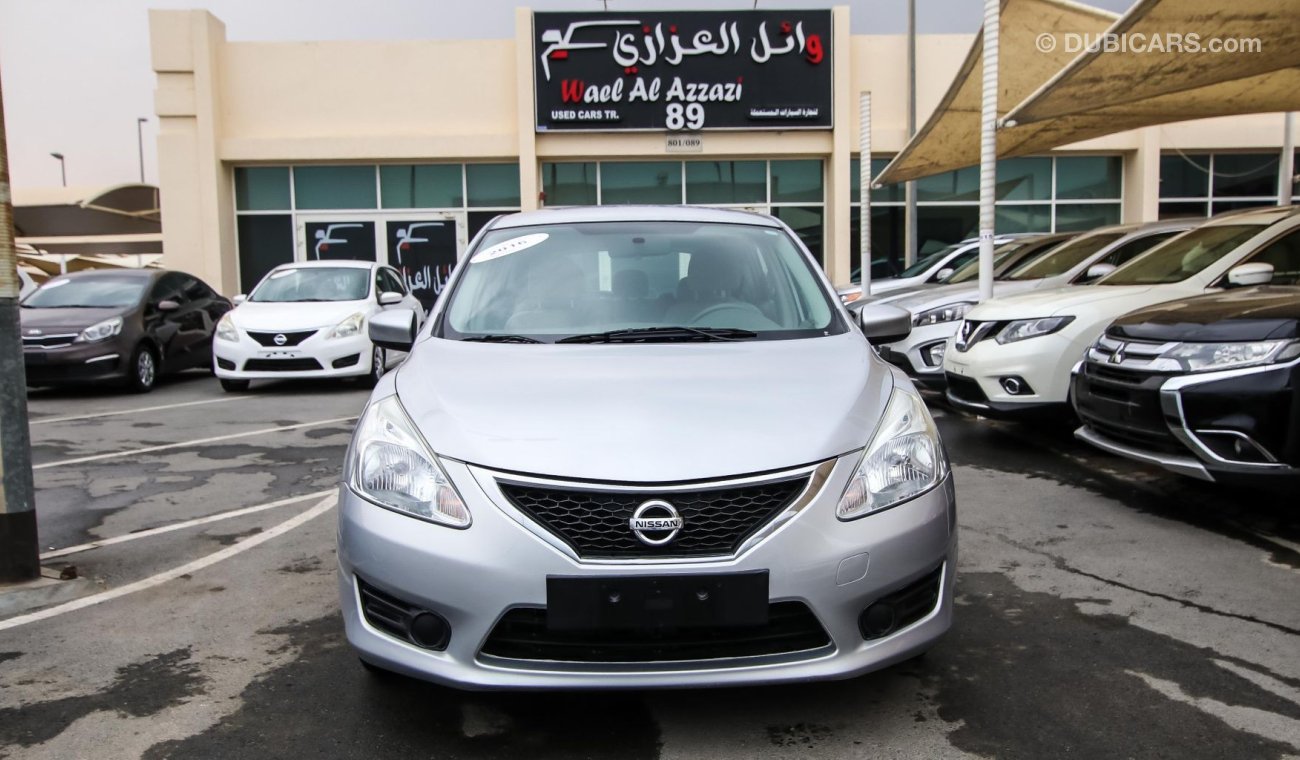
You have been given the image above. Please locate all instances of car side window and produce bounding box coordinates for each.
[1239,229,1300,285]
[1104,232,1178,267]
[149,273,186,306]
[381,268,407,295]
[180,275,209,302]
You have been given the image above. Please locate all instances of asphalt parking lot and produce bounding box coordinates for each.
[1,371,1297,759]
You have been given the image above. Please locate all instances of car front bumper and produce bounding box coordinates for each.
[337,455,957,690]
[879,323,957,392]
[23,342,131,385]
[942,330,1089,417]
[213,330,374,380]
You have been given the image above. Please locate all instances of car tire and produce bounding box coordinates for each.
[220,378,250,393]
[126,344,159,394]
[361,345,385,388]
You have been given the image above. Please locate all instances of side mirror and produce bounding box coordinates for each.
[157,299,180,312]
[232,294,247,305]
[1226,261,1274,287]
[1082,263,1116,282]
[369,309,418,352]
[856,304,912,345]
[378,291,404,306]
[934,268,954,282]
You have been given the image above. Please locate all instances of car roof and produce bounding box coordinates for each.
[1199,205,1300,226]
[271,259,378,270]
[488,205,784,230]
[51,268,158,280]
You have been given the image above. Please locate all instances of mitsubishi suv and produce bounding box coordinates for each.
[337,206,957,689]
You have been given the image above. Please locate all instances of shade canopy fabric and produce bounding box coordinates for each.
[876,0,1300,186]
[1006,0,1300,124]
[873,0,1118,186]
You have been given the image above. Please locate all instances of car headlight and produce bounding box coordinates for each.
[995,316,1075,345]
[216,313,239,342]
[76,316,123,343]
[327,312,365,340]
[347,394,470,528]
[913,302,974,327]
[837,388,948,520]
[1160,339,1300,373]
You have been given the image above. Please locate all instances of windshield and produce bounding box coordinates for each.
[1003,233,1123,281]
[251,267,371,302]
[946,240,1035,284]
[1098,225,1260,286]
[896,245,960,279]
[442,221,841,342]
[22,276,146,308]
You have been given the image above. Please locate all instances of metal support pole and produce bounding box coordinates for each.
[904,0,918,269]
[137,117,148,184]
[0,67,40,583]
[1279,112,1295,207]
[859,92,872,298]
[977,0,999,303]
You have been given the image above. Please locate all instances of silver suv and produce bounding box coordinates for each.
[338,206,957,689]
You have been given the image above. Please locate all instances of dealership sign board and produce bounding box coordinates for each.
[534,11,833,132]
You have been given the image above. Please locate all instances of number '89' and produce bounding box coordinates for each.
[665,103,705,130]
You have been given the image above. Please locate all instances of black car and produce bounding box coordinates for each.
[1072,285,1300,488]
[21,269,232,393]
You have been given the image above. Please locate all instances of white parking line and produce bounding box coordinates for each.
[33,416,358,470]
[39,489,336,560]
[29,396,243,426]
[0,495,337,632]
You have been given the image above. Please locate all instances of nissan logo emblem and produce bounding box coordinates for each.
[273,333,288,346]
[629,500,684,546]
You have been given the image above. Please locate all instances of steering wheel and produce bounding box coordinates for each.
[688,302,771,328]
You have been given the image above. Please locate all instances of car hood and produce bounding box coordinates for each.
[963,284,1171,321]
[230,300,370,331]
[19,306,129,333]
[1108,285,1300,342]
[393,332,893,482]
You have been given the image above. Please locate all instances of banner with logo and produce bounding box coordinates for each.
[534,10,833,132]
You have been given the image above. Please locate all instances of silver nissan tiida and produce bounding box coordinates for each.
[338,206,956,689]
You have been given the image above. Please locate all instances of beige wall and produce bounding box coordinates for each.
[150,8,1300,294]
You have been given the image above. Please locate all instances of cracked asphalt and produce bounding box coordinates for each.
[1,371,1297,759]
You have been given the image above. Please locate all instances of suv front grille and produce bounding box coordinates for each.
[497,476,809,559]
[243,357,323,372]
[480,601,830,663]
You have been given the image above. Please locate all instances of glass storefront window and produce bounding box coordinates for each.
[995,204,1052,233]
[917,165,979,202]
[234,167,291,211]
[916,206,979,249]
[1212,154,1279,197]
[770,160,823,203]
[1055,203,1121,231]
[773,206,824,265]
[1158,201,1209,219]
[849,205,905,281]
[600,161,683,204]
[1159,154,1210,198]
[542,162,597,206]
[997,157,1052,201]
[466,164,521,207]
[293,166,377,210]
[1056,156,1121,200]
[850,158,904,204]
[380,164,463,208]
[684,161,766,204]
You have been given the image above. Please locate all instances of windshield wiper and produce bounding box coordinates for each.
[460,334,543,344]
[556,326,758,344]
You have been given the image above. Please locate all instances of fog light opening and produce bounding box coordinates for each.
[408,611,451,650]
[859,602,897,640]
[922,341,947,368]
[999,376,1032,396]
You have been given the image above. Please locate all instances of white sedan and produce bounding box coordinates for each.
[942,206,1300,418]
[213,260,424,392]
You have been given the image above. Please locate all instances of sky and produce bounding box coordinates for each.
[0,0,1136,190]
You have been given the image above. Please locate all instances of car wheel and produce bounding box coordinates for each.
[361,345,385,388]
[126,345,158,393]
[220,378,250,393]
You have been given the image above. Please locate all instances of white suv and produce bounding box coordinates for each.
[943,207,1300,418]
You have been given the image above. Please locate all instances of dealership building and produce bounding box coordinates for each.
[148,7,1299,301]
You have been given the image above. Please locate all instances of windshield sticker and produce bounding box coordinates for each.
[471,233,549,263]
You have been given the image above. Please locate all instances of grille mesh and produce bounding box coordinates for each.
[498,477,808,559]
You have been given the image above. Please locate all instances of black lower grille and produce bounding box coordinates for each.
[498,477,808,559]
[216,357,235,371]
[861,565,944,640]
[946,373,988,404]
[357,578,449,650]
[243,357,323,372]
[331,353,361,369]
[480,601,830,663]
[247,330,316,347]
